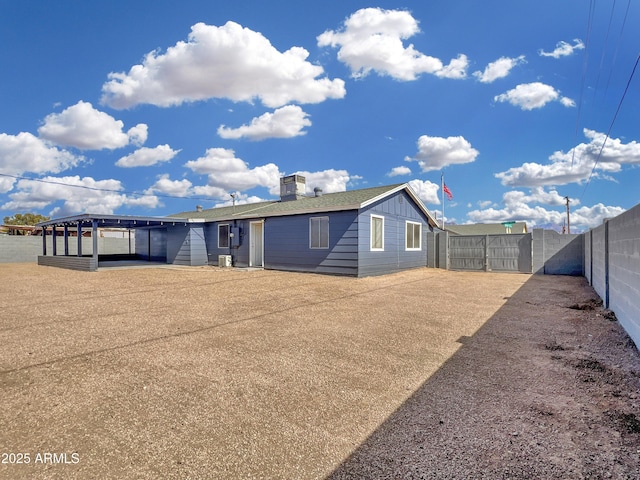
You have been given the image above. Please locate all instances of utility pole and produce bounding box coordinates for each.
[564,196,570,234]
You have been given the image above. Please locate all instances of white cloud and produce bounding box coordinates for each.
[502,187,578,207]
[146,174,193,197]
[496,129,640,187]
[0,175,152,216]
[291,169,351,196]
[38,101,147,150]
[467,185,623,230]
[406,134,479,172]
[217,105,311,140]
[0,176,16,194]
[387,166,412,177]
[477,200,494,209]
[408,179,440,204]
[213,192,266,207]
[539,39,585,59]
[467,186,624,230]
[101,22,345,109]
[560,97,576,108]
[116,144,180,168]
[318,8,468,81]
[184,148,281,192]
[494,82,574,110]
[571,204,626,229]
[0,132,82,192]
[496,160,594,187]
[473,55,526,83]
[126,124,149,146]
[191,185,230,199]
[435,54,469,79]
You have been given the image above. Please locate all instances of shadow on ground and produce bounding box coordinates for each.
[327,274,640,480]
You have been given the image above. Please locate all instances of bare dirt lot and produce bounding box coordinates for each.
[0,263,638,479]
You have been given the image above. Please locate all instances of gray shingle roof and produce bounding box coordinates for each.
[171,183,439,227]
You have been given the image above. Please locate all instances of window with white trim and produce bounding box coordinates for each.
[218,224,230,248]
[309,216,329,249]
[406,221,422,250]
[370,215,384,251]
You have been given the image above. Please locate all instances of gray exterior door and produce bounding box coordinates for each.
[449,233,532,273]
[250,221,264,267]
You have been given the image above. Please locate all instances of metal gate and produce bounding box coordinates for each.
[449,233,532,273]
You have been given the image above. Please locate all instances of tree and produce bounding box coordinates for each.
[3,213,50,234]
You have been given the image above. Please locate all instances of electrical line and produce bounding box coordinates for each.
[580,54,640,200]
[604,0,631,97]
[572,0,596,166]
[592,0,617,100]
[0,172,216,202]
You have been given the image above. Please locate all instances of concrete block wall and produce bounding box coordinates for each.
[588,224,607,302]
[532,229,583,275]
[586,203,640,347]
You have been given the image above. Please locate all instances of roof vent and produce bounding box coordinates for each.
[196,205,203,212]
[280,174,306,201]
[314,187,323,197]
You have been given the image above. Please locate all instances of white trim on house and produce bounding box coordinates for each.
[218,223,230,248]
[249,220,264,268]
[405,220,422,251]
[370,214,384,251]
[309,216,329,249]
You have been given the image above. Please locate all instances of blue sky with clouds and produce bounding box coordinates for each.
[1,1,638,231]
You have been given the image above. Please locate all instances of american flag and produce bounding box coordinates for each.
[443,183,453,200]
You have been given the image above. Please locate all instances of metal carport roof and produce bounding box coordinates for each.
[36,213,196,229]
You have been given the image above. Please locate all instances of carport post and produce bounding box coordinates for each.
[64,225,69,256]
[52,226,57,256]
[77,223,82,256]
[92,220,99,265]
[42,227,46,256]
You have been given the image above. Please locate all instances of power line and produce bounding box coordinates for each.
[604,0,632,97]
[580,53,640,200]
[592,0,617,100]
[0,172,215,202]
[572,0,596,166]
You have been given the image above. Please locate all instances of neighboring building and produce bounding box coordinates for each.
[446,222,528,235]
[36,175,439,276]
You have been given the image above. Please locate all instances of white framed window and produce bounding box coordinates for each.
[370,214,384,251]
[406,221,422,250]
[218,224,230,248]
[309,216,329,249]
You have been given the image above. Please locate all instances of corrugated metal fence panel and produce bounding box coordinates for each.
[518,234,533,273]
[449,235,486,271]
[488,234,531,272]
[449,233,532,273]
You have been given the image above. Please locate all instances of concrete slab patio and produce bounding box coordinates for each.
[1,264,638,479]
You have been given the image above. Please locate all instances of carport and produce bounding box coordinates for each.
[36,214,190,271]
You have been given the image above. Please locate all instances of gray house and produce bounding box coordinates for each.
[37,175,438,276]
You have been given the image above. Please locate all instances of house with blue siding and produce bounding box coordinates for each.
[36,175,438,276]
[167,175,439,276]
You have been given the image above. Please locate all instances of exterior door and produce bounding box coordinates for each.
[250,221,264,267]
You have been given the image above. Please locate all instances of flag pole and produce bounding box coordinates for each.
[441,172,445,230]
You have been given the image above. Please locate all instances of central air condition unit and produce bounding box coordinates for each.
[218,255,232,267]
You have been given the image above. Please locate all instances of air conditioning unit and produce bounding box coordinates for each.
[218,255,232,267]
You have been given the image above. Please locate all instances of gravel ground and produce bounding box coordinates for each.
[0,263,638,479]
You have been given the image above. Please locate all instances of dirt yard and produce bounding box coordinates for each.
[0,263,638,479]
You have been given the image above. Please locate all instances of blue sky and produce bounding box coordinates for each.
[1,1,638,231]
